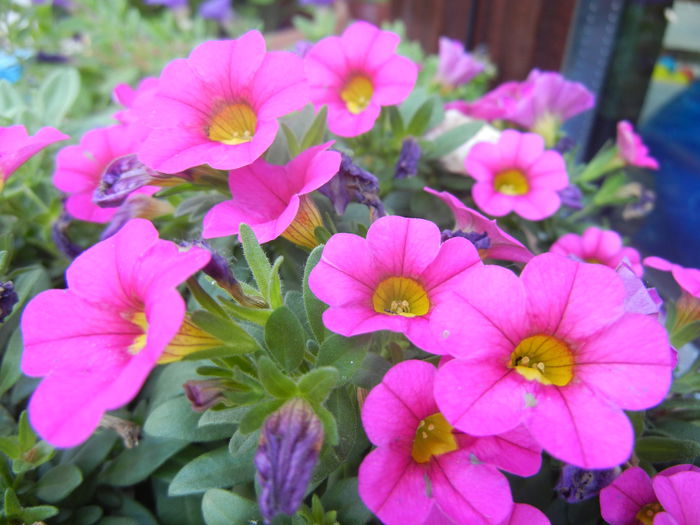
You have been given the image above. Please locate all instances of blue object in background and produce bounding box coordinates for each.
[636,80,700,267]
[0,52,23,83]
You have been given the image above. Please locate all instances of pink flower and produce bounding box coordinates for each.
[304,21,418,137]
[0,125,69,187]
[424,187,533,263]
[20,219,211,447]
[600,465,700,525]
[644,256,700,298]
[465,130,569,220]
[509,70,594,143]
[550,226,643,277]
[309,215,481,353]
[434,37,484,91]
[53,124,156,223]
[616,121,659,170]
[138,31,309,173]
[432,253,674,468]
[202,143,341,249]
[446,81,531,122]
[112,76,158,125]
[359,360,517,525]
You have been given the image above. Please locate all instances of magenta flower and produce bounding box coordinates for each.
[202,143,341,249]
[112,76,158,125]
[432,253,674,468]
[509,70,594,144]
[20,219,211,447]
[138,31,309,173]
[424,502,549,525]
[424,187,533,263]
[465,129,569,220]
[644,256,700,298]
[550,226,643,277]
[600,465,700,525]
[308,215,481,353]
[434,37,484,91]
[616,121,659,170]
[446,81,531,122]
[0,125,68,188]
[304,21,418,137]
[359,360,516,525]
[53,124,156,223]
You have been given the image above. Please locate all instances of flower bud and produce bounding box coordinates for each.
[555,464,619,502]
[0,281,18,323]
[394,138,421,179]
[183,379,226,412]
[319,153,385,217]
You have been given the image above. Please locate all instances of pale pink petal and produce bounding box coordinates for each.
[431,455,513,525]
[462,426,542,477]
[326,102,381,137]
[340,21,398,72]
[252,51,309,119]
[521,253,625,340]
[643,256,676,273]
[600,467,655,525]
[362,360,437,445]
[0,125,69,178]
[512,189,561,220]
[304,36,348,88]
[527,151,569,190]
[653,471,700,525]
[528,384,633,468]
[358,446,433,525]
[472,182,516,217]
[435,358,525,436]
[371,55,418,106]
[575,313,673,410]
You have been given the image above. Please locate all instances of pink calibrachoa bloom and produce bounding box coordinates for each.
[20,219,212,447]
[432,253,674,468]
[643,256,700,298]
[424,186,533,263]
[53,124,156,223]
[308,215,481,353]
[616,121,659,170]
[112,76,158,125]
[599,465,700,525]
[202,142,341,249]
[304,21,418,137]
[446,80,531,122]
[139,30,309,173]
[465,129,569,220]
[359,360,521,525]
[434,37,485,91]
[0,125,69,189]
[550,226,643,277]
[424,503,550,525]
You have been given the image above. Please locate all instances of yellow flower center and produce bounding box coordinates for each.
[372,277,430,317]
[207,102,257,145]
[493,169,530,196]
[635,502,663,525]
[411,413,458,463]
[341,75,374,114]
[281,195,324,251]
[509,335,574,386]
[584,257,602,264]
[127,312,149,355]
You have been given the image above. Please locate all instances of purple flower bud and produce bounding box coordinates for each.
[51,211,83,259]
[198,0,233,21]
[93,154,161,208]
[0,281,18,323]
[394,138,421,179]
[255,399,324,523]
[553,135,576,154]
[441,229,491,251]
[319,153,385,217]
[555,464,619,503]
[558,184,584,210]
[183,379,226,412]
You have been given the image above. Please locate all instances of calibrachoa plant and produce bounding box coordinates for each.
[0,5,698,525]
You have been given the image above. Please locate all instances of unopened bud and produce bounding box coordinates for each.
[183,379,226,412]
[555,464,619,503]
[0,281,18,323]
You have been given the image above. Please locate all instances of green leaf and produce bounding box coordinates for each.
[428,122,483,158]
[311,402,338,447]
[267,256,285,310]
[62,431,118,476]
[168,446,256,496]
[153,479,206,525]
[264,306,306,372]
[35,464,83,503]
[12,441,54,474]
[239,224,272,301]
[20,504,59,522]
[303,246,328,343]
[73,506,104,525]
[627,411,645,438]
[281,122,301,158]
[592,172,627,206]
[386,106,405,137]
[636,436,700,462]
[37,67,81,126]
[187,278,228,318]
[100,436,186,487]
[239,399,285,434]
[201,489,258,525]
[144,397,236,442]
[406,98,434,136]
[190,310,258,353]
[257,356,298,398]
[300,106,328,150]
[0,80,24,119]
[0,437,19,458]
[656,420,700,443]
[316,334,368,385]
[299,368,338,403]
[4,488,21,518]
[0,330,24,397]
[322,478,371,525]
[18,411,36,451]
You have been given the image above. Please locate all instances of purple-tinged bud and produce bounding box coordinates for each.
[255,399,324,523]
[197,0,233,21]
[553,135,576,154]
[558,184,584,210]
[318,153,385,217]
[0,281,18,323]
[100,194,174,240]
[394,138,421,179]
[622,187,655,220]
[441,229,491,251]
[183,379,227,412]
[555,464,619,503]
[51,211,83,259]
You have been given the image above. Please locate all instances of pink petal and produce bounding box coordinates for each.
[371,55,418,106]
[321,304,408,337]
[472,182,516,217]
[511,190,561,221]
[599,467,655,525]
[340,21,398,73]
[653,471,700,525]
[527,151,569,190]
[358,446,433,525]
[419,237,480,294]
[528,384,633,468]
[304,36,348,88]
[503,503,550,525]
[252,51,309,119]
[326,101,381,137]
[463,426,543,477]
[362,360,437,446]
[65,192,117,224]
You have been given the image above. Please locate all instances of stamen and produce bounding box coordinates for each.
[493,169,529,196]
[340,75,374,114]
[207,102,257,145]
[411,413,458,464]
[372,276,430,318]
[509,334,574,386]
